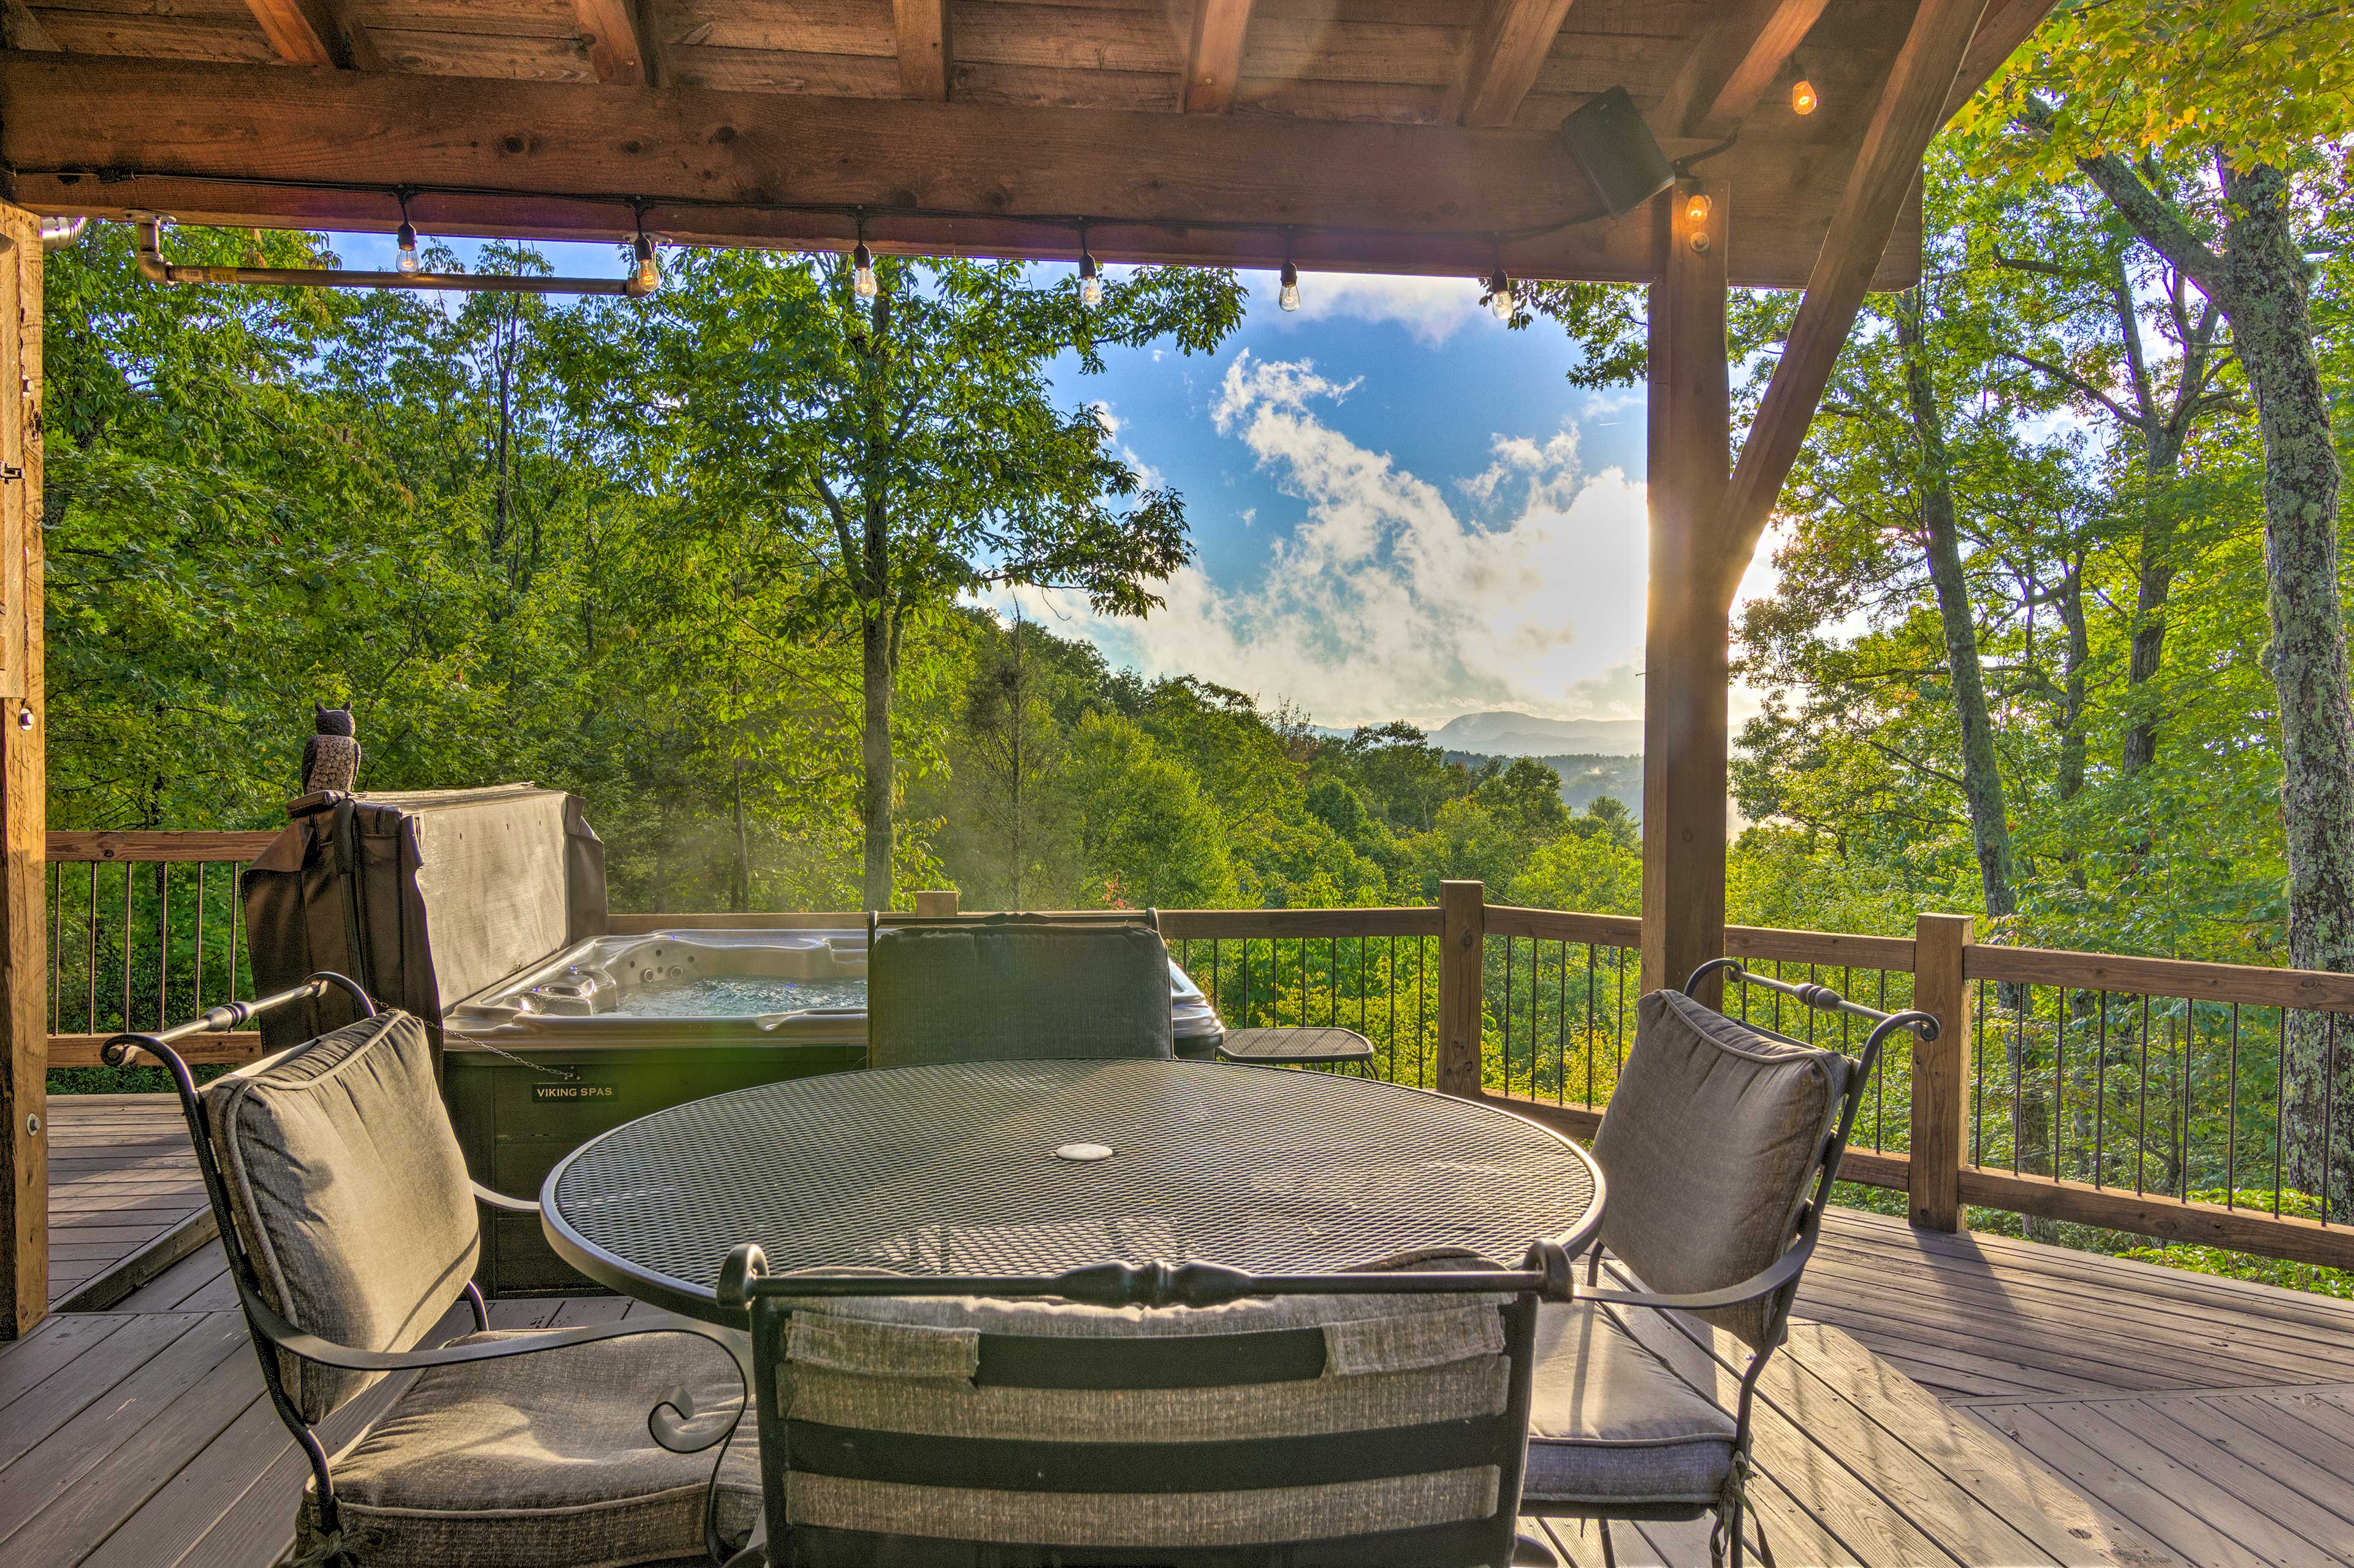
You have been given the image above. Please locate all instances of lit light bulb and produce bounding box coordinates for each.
[395,220,419,276]
[633,232,660,292]
[1279,259,1300,313]
[1792,78,1818,115]
[1486,268,1514,322]
[1080,248,1103,308]
[1685,191,1713,226]
[853,242,877,300]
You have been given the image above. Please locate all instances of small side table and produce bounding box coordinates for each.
[1216,1025,1376,1074]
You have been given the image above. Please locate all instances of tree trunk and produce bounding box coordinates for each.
[1900,306,2017,920]
[2219,162,2354,1214]
[860,610,895,910]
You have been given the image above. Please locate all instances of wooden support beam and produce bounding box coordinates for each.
[0,202,43,1339]
[1716,0,1987,592]
[1446,0,1580,129]
[1659,0,1832,137]
[1637,178,1731,1003]
[1908,913,1974,1232]
[1943,0,2060,115]
[0,53,1922,291]
[570,0,653,87]
[893,0,951,102]
[1437,881,1487,1096]
[242,0,380,72]
[1183,0,1254,114]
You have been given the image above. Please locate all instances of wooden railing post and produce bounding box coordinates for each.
[1438,881,1485,1098]
[913,889,959,917]
[1908,912,1974,1233]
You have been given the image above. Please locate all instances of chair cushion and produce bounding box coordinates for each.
[202,1009,479,1424]
[294,1322,760,1568]
[1592,991,1848,1349]
[867,921,1176,1068]
[1521,1301,1737,1510]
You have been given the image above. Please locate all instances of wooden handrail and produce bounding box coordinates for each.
[1966,942,2354,1013]
[47,830,280,861]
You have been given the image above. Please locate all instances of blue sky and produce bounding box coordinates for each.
[334,233,1686,731]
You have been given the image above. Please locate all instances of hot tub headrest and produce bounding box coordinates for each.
[241,784,607,1056]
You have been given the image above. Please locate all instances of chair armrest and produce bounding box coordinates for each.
[1579,1237,1815,1314]
[471,1181,541,1215]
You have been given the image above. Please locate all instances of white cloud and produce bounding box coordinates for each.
[1035,351,1653,729]
[1252,272,1496,346]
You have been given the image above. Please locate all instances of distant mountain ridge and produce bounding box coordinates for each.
[1430,711,1642,757]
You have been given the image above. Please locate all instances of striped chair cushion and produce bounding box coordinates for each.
[753,1288,1536,1567]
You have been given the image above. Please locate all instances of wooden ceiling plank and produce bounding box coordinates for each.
[1446,0,1580,129]
[1943,0,2059,116]
[1715,0,1990,599]
[894,0,951,101]
[569,0,653,86]
[243,0,381,72]
[1659,0,1831,137]
[0,49,1921,290]
[1184,0,1254,113]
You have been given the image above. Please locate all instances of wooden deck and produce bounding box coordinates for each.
[44,1094,215,1311]
[7,1111,2353,1566]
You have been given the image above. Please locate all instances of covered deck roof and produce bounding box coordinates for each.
[1,0,2042,282]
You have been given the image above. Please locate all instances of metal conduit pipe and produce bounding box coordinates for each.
[131,216,657,299]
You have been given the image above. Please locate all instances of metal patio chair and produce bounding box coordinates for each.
[101,977,756,1568]
[1518,962,1932,1568]
[866,910,1176,1068]
[712,1245,1568,1568]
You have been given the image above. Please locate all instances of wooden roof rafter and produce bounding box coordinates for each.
[1444,0,1583,129]
[1659,0,1834,138]
[569,0,658,88]
[895,0,951,102]
[1184,0,1255,114]
[243,0,379,72]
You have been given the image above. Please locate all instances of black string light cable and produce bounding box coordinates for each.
[49,163,1628,302]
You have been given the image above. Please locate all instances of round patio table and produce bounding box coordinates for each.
[539,1058,1604,1325]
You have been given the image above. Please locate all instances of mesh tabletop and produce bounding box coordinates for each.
[543,1059,1599,1320]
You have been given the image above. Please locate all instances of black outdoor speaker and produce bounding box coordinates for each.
[1558,86,1675,219]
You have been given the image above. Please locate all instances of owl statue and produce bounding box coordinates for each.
[302,704,362,795]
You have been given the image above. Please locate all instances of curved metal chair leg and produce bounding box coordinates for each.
[1599,1518,1620,1568]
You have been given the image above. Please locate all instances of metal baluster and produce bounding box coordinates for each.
[48,862,59,1037]
[157,861,170,1029]
[228,864,243,1003]
[1417,933,1428,1089]
[1583,943,1596,1108]
[2324,1013,2337,1227]
[1613,943,1625,1086]
[2136,993,2150,1196]
[1555,938,1566,1105]
[2227,1002,2241,1209]
[194,862,206,1010]
[2054,983,2066,1181]
[1971,977,1984,1167]
[1500,935,1514,1097]
[2012,979,2025,1176]
[1385,938,1397,1082]
[2094,990,2108,1189]
[2274,1009,2288,1217]
[86,861,97,1033]
[121,860,134,1034]
[2177,1006,2191,1200]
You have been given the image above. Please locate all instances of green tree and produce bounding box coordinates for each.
[586,251,1242,907]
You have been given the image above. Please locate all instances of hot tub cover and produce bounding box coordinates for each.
[242,785,608,1059]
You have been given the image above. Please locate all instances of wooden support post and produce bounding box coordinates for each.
[1437,880,1485,1097]
[0,204,44,1339]
[912,889,959,917]
[1637,178,1732,1003]
[1908,912,1975,1233]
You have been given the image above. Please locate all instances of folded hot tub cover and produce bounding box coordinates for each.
[242,784,608,1064]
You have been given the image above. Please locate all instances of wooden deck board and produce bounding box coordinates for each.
[42,1095,210,1309]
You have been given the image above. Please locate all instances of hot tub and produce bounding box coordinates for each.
[443,926,1225,1293]
[244,786,1224,1296]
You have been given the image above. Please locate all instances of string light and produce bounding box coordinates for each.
[853,242,877,300]
[395,192,420,275]
[1792,77,1818,115]
[1279,257,1300,313]
[1484,265,1514,322]
[632,230,659,292]
[1079,243,1103,308]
